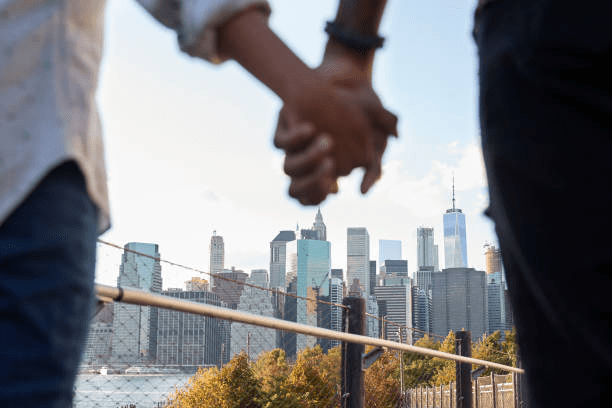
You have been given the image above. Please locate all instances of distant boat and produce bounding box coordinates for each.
[98,366,109,375]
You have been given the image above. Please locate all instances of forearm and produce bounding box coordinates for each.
[324,0,389,76]
[216,7,314,105]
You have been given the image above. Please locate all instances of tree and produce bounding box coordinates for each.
[365,347,401,408]
[166,352,262,408]
[284,345,339,408]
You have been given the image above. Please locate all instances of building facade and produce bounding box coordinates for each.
[209,232,224,278]
[379,239,402,269]
[417,227,436,270]
[156,290,224,369]
[443,182,468,268]
[269,230,296,290]
[374,282,413,343]
[431,267,487,339]
[286,238,331,352]
[347,228,370,296]
[111,242,162,365]
[230,271,276,360]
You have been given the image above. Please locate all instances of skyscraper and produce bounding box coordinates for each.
[431,267,487,338]
[347,228,370,296]
[312,208,327,241]
[443,180,468,268]
[417,227,435,269]
[379,239,402,268]
[231,271,276,360]
[157,289,223,369]
[269,230,296,289]
[286,238,331,351]
[210,231,224,278]
[112,242,162,364]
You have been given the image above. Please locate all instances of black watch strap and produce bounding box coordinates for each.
[325,21,385,54]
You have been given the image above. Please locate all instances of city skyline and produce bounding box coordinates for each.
[94,1,494,292]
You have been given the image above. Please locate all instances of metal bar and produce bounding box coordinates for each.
[95,284,525,373]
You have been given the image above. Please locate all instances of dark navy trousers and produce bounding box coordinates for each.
[474,0,612,407]
[0,161,98,407]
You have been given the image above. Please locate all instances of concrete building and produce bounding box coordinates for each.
[329,277,343,349]
[111,242,162,365]
[367,295,380,338]
[379,239,402,270]
[269,230,296,290]
[210,231,224,278]
[431,267,487,339]
[212,267,248,310]
[369,260,377,296]
[443,181,468,268]
[417,227,435,270]
[156,290,224,369]
[231,271,276,360]
[347,228,370,296]
[185,277,209,292]
[412,287,432,341]
[374,281,413,343]
[82,302,113,366]
[381,260,408,276]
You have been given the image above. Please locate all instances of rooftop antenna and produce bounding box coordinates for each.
[452,174,456,212]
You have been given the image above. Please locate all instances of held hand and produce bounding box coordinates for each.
[275,54,397,204]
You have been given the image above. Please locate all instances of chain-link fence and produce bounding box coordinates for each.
[76,241,523,408]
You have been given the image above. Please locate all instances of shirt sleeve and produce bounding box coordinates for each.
[134,0,271,64]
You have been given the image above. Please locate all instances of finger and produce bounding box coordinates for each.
[273,108,317,153]
[288,158,336,205]
[284,134,334,177]
[372,106,399,137]
[360,159,382,194]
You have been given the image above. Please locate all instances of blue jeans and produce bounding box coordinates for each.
[474,1,612,407]
[0,161,98,407]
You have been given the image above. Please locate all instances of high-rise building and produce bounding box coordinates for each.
[381,260,408,276]
[347,228,370,296]
[443,180,468,268]
[433,245,440,272]
[286,238,331,352]
[212,267,248,310]
[431,267,487,339]
[374,281,413,343]
[417,227,436,270]
[412,287,432,341]
[485,245,503,276]
[231,271,276,360]
[83,302,113,366]
[112,242,162,364]
[157,289,223,369]
[210,231,224,278]
[379,239,402,269]
[312,208,327,241]
[329,277,343,349]
[331,268,343,280]
[484,245,509,336]
[367,296,380,338]
[369,260,377,296]
[269,230,296,289]
[185,277,209,292]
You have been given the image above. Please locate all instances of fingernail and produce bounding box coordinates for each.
[319,136,332,150]
[329,180,339,194]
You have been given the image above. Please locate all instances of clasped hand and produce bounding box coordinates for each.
[274,54,398,205]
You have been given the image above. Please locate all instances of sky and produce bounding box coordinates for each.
[95,0,496,290]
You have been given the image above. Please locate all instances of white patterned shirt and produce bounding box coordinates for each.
[0,0,270,233]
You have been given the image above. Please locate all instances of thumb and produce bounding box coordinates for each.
[373,106,399,138]
[360,160,382,194]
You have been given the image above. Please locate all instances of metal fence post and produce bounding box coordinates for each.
[455,331,472,408]
[491,372,497,408]
[341,296,365,408]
